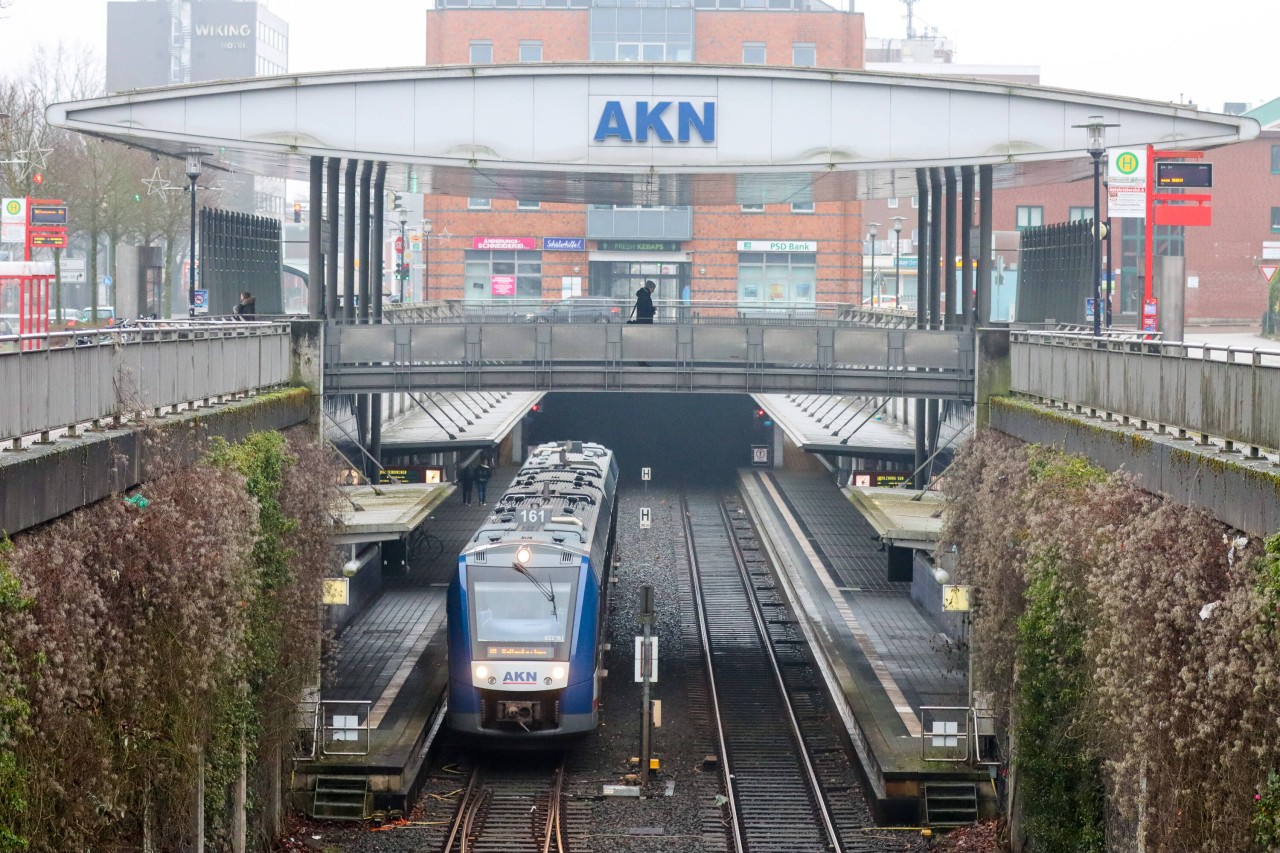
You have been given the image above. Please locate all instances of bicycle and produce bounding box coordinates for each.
[407,527,445,567]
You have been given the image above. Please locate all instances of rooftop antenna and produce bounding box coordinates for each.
[901,0,918,39]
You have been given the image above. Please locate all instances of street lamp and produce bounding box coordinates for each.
[422,218,432,302]
[185,150,202,315]
[891,215,906,305]
[397,206,408,303]
[1073,116,1117,335]
[867,221,880,306]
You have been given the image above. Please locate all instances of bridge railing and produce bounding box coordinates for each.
[1011,330,1280,454]
[382,298,921,328]
[0,321,293,447]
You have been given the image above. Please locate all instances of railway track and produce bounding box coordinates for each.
[682,491,878,853]
[440,753,568,853]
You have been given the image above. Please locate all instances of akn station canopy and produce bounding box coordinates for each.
[48,64,1259,205]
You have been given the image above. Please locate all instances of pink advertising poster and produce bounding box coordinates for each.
[491,275,516,296]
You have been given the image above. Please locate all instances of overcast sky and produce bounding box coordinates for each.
[0,0,1273,113]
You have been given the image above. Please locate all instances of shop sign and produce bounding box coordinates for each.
[544,237,586,251]
[597,240,682,252]
[473,236,539,251]
[737,240,817,252]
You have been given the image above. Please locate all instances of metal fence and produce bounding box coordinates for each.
[1011,330,1280,453]
[1016,220,1095,326]
[383,298,923,329]
[0,321,293,446]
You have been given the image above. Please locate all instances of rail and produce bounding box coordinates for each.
[383,297,922,328]
[0,320,292,448]
[1011,330,1280,455]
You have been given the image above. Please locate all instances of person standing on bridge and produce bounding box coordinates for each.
[233,292,257,320]
[631,280,656,324]
[474,458,492,505]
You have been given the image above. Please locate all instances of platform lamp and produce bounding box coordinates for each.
[867,221,880,306]
[891,216,906,305]
[1074,116,1118,335]
[185,150,202,316]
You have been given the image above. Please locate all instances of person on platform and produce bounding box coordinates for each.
[474,459,492,505]
[631,280,656,324]
[457,463,475,505]
[233,292,257,321]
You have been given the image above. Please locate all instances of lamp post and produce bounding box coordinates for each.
[891,215,906,305]
[422,218,432,302]
[868,221,880,306]
[397,206,408,303]
[1074,116,1116,335]
[185,150,202,316]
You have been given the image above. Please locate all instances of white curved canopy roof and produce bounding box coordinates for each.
[47,64,1259,205]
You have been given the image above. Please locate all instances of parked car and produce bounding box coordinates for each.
[81,307,117,324]
[525,297,625,323]
[49,309,84,328]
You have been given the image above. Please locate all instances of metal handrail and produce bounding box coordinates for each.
[319,699,372,756]
[920,705,971,763]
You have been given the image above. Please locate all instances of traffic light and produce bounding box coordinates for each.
[133,193,142,202]
[754,407,773,428]
[292,202,302,223]
[530,402,542,414]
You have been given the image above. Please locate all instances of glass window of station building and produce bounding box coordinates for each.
[737,251,816,304]
[464,250,543,302]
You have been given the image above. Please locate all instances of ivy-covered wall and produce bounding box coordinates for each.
[942,430,1280,853]
[0,429,334,853]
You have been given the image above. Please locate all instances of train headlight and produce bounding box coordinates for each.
[476,665,489,679]
[516,545,532,565]
[552,666,565,680]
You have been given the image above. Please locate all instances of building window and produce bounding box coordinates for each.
[887,197,899,208]
[517,199,541,210]
[589,7,694,63]
[791,201,814,213]
[464,250,543,302]
[738,252,816,303]
[470,41,493,63]
[740,203,764,213]
[468,197,491,210]
[1069,206,1093,222]
[519,40,542,62]
[1272,208,1280,233]
[911,196,919,208]
[1272,145,1280,174]
[1016,205,1044,229]
[742,42,766,64]
[792,43,815,67]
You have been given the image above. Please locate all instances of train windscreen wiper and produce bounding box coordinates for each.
[511,560,558,620]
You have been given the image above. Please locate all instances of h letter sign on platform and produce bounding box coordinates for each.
[592,98,716,145]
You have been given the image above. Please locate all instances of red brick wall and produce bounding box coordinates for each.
[426,10,589,64]
[695,10,864,69]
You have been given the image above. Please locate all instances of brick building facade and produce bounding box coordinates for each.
[414,0,867,309]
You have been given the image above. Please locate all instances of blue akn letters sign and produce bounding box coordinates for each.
[594,100,716,143]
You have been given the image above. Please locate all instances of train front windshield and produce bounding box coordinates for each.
[469,565,578,655]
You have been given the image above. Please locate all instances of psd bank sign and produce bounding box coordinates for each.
[590,97,717,146]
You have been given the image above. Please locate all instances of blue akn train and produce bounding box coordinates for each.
[446,441,619,739]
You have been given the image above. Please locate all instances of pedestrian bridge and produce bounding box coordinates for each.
[327,299,969,397]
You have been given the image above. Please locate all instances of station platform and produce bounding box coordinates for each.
[292,478,507,818]
[738,468,994,825]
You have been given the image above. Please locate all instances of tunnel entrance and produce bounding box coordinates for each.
[525,393,769,488]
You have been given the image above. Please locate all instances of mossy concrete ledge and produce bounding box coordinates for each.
[990,395,1280,537]
[0,387,312,537]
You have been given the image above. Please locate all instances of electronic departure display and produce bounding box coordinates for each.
[1156,162,1213,188]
